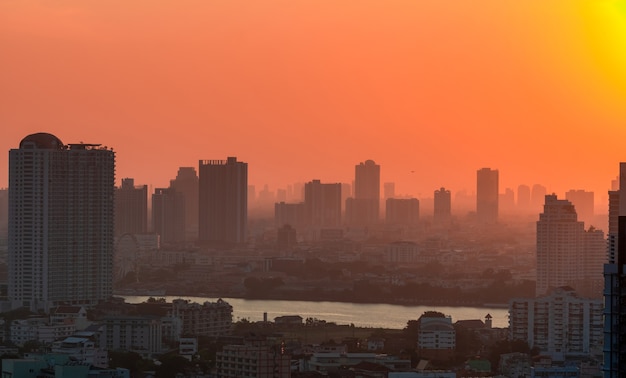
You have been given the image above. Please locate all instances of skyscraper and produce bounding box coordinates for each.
[536,194,604,297]
[169,167,199,241]
[603,163,626,377]
[304,180,342,228]
[476,168,498,223]
[433,187,451,224]
[346,160,380,225]
[517,184,531,210]
[198,157,247,244]
[8,133,115,312]
[152,187,186,244]
[114,178,148,236]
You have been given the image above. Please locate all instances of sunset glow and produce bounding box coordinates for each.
[1,0,625,208]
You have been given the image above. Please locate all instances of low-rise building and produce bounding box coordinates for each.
[216,339,291,378]
[169,298,232,337]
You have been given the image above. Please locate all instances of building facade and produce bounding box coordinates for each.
[346,160,380,225]
[169,167,199,241]
[152,187,186,244]
[304,180,342,228]
[476,168,498,223]
[536,194,604,297]
[385,198,419,226]
[8,133,115,312]
[509,287,603,359]
[433,187,451,224]
[114,178,147,236]
[198,157,247,244]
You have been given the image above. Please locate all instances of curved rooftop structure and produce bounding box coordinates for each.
[19,132,64,149]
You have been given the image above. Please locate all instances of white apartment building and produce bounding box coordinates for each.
[509,287,603,359]
[8,133,115,312]
[418,316,456,354]
[169,298,232,337]
[103,316,163,357]
[10,318,75,347]
[216,339,291,378]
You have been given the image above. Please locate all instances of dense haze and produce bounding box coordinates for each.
[1,1,626,205]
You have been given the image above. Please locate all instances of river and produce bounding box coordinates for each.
[122,296,510,329]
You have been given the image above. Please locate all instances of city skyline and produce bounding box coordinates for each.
[1,1,625,204]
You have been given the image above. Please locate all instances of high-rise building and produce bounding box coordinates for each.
[304,180,341,228]
[169,167,198,241]
[0,188,8,241]
[152,187,186,244]
[476,168,498,223]
[531,184,547,210]
[433,187,451,224]
[114,178,148,236]
[536,194,605,297]
[565,189,595,225]
[8,133,115,312]
[384,182,395,199]
[517,184,531,210]
[603,163,626,377]
[198,157,247,244]
[346,160,380,225]
[385,198,419,226]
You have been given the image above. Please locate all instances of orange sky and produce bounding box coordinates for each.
[1,1,625,206]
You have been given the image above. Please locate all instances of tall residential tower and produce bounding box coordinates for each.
[8,133,115,312]
[198,157,247,244]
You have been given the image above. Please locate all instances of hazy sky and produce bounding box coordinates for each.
[1,1,625,203]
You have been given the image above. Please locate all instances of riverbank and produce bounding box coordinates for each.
[120,295,511,329]
[114,288,509,309]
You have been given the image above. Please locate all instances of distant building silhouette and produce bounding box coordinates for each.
[169,167,198,241]
[8,133,114,312]
[536,194,604,297]
[384,182,395,199]
[152,187,186,244]
[476,168,498,223]
[198,157,247,244]
[304,180,342,228]
[531,184,547,211]
[517,184,531,210]
[274,201,306,230]
[115,178,148,236]
[499,187,515,214]
[346,160,380,225]
[565,189,594,225]
[385,198,419,226]
[434,187,452,224]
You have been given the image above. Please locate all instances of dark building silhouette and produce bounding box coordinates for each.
[346,160,380,225]
[476,168,499,223]
[198,157,247,244]
[274,202,306,230]
[434,187,451,224]
[517,184,531,210]
[531,184,547,211]
[169,167,199,241]
[8,133,114,312]
[115,178,148,236]
[304,180,341,228]
[384,182,395,199]
[604,163,626,377]
[385,198,419,226]
[152,187,186,244]
[0,188,7,240]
